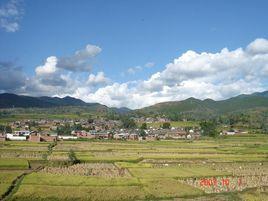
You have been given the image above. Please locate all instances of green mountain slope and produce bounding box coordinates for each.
[0,93,93,108]
[135,91,268,119]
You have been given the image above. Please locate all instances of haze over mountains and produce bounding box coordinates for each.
[1,91,268,117]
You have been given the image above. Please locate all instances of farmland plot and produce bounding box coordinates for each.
[41,163,131,177]
[0,159,29,170]
[128,166,231,178]
[3,134,268,200]
[10,185,147,201]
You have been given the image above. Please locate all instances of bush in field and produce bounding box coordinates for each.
[48,141,57,155]
[42,153,48,160]
[68,149,79,164]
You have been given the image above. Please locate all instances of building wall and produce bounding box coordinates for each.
[29,135,41,142]
[41,135,57,142]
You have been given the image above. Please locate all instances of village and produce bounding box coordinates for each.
[0,117,248,142]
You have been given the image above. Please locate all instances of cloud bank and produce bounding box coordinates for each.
[1,38,268,109]
[80,38,268,109]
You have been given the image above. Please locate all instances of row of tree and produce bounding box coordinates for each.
[0,125,12,133]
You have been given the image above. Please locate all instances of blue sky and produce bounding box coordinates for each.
[0,0,268,108]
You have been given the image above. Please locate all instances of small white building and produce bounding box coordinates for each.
[6,133,27,141]
[186,134,192,139]
[58,135,78,140]
[226,131,236,135]
[113,133,128,140]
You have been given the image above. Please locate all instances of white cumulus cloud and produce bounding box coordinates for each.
[35,56,58,76]
[57,44,102,72]
[246,38,268,55]
[78,38,268,109]
[87,72,109,86]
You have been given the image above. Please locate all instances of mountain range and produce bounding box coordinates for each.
[0,93,96,108]
[135,91,268,119]
[0,91,268,117]
[0,93,130,115]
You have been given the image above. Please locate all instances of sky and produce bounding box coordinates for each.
[0,0,268,109]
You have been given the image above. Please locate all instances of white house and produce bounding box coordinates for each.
[58,135,78,140]
[226,131,236,135]
[113,133,128,140]
[6,133,27,141]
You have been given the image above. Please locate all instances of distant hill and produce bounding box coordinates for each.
[253,91,268,98]
[111,107,132,114]
[38,96,89,107]
[0,93,100,108]
[135,91,268,119]
[1,91,268,119]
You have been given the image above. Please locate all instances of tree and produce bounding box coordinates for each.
[72,124,82,131]
[37,127,42,133]
[167,113,179,121]
[57,123,72,135]
[229,117,235,128]
[139,129,146,137]
[140,123,147,130]
[0,125,12,133]
[87,118,94,124]
[260,120,268,134]
[162,122,171,129]
[68,149,79,164]
[200,121,218,137]
[5,126,12,133]
[121,117,136,129]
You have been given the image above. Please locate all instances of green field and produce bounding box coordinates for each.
[1,134,268,200]
[0,159,29,170]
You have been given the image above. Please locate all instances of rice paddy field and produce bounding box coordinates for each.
[0,134,268,201]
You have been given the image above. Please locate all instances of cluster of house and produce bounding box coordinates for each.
[134,117,170,123]
[0,117,207,142]
[0,117,250,143]
[11,119,121,133]
[0,126,202,142]
[147,127,201,140]
[0,130,57,142]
